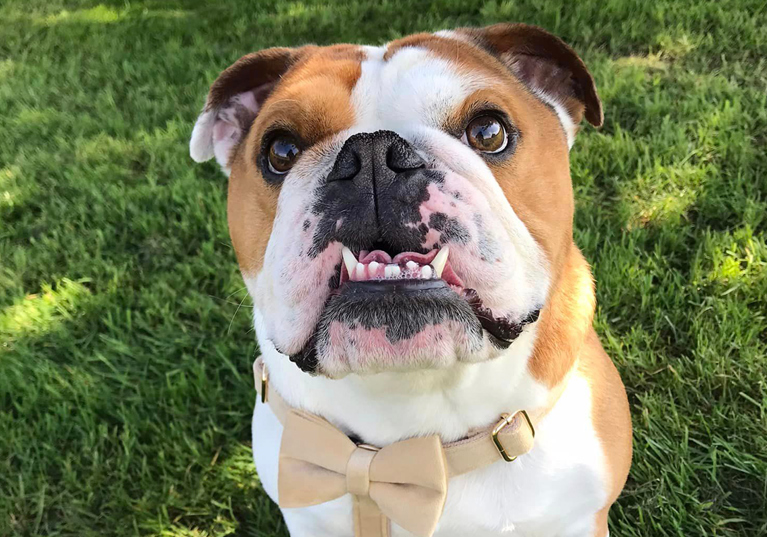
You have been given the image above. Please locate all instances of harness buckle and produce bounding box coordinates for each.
[260,364,268,404]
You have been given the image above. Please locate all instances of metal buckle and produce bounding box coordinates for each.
[491,410,535,462]
[260,364,268,404]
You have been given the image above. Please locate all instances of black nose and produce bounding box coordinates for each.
[326,130,425,183]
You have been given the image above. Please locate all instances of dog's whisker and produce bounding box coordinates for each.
[206,292,254,308]
[227,293,252,334]
[223,285,248,300]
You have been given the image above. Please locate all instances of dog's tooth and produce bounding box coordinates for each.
[355,263,366,281]
[368,261,380,277]
[405,260,418,272]
[421,265,433,279]
[341,246,358,275]
[432,247,449,278]
[385,264,401,278]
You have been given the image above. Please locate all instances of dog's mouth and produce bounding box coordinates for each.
[340,246,461,289]
[286,243,541,375]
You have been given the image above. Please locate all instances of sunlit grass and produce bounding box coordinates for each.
[0,279,90,341]
[41,5,122,25]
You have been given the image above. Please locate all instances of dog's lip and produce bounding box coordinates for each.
[336,281,540,346]
[357,249,437,265]
[340,278,450,294]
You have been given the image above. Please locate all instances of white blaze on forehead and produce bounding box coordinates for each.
[351,45,488,132]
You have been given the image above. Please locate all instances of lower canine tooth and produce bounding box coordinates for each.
[421,265,433,279]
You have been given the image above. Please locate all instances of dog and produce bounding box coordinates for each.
[190,23,632,537]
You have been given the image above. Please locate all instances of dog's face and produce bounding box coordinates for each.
[191,24,601,378]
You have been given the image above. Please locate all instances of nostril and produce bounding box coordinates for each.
[386,142,425,173]
[327,149,361,182]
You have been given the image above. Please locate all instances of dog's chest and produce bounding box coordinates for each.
[251,374,609,537]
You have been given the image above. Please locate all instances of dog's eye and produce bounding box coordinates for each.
[463,115,507,154]
[267,135,301,174]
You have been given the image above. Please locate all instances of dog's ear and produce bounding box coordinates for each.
[455,23,602,130]
[190,47,307,173]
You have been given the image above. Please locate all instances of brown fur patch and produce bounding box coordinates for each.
[528,246,596,387]
[593,506,610,537]
[385,33,513,81]
[580,329,633,522]
[226,46,363,275]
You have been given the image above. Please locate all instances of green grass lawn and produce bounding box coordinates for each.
[1,0,766,535]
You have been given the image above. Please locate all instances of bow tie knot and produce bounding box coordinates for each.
[347,445,379,497]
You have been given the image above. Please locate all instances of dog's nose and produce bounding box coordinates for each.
[327,130,425,182]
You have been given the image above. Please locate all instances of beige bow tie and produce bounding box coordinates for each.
[279,408,448,537]
[254,358,536,537]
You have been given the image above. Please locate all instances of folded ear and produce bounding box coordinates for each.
[455,23,602,135]
[190,47,305,173]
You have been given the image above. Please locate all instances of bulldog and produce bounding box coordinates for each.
[190,23,632,537]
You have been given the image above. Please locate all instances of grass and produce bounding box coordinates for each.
[0,0,765,535]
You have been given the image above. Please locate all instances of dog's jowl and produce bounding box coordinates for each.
[191,23,632,537]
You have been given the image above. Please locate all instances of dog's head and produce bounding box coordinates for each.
[190,24,601,378]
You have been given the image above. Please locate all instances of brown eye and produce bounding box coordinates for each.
[267,135,301,174]
[464,115,507,153]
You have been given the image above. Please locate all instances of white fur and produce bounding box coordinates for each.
[433,29,474,44]
[352,46,487,133]
[251,133,350,357]
[534,91,578,149]
[190,90,261,173]
[245,45,610,536]
[189,109,216,163]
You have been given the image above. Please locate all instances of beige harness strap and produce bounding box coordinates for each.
[353,495,390,537]
[253,357,535,537]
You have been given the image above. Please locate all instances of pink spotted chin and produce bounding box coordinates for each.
[321,321,481,377]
